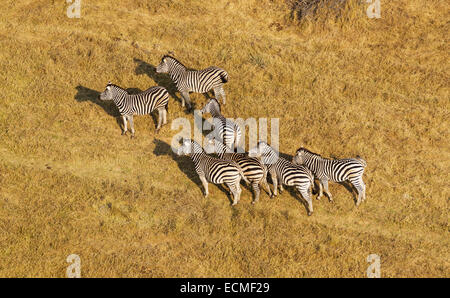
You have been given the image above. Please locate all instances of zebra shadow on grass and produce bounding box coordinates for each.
[74,85,160,133]
[152,139,235,204]
[133,58,213,112]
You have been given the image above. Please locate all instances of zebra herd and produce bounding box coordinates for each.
[99,55,367,216]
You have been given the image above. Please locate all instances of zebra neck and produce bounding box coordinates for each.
[168,63,186,84]
[191,152,208,164]
[216,145,229,158]
[210,110,222,118]
[112,92,129,114]
[262,151,279,165]
[305,154,325,168]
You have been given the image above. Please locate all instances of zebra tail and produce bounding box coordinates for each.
[356,155,367,167]
[233,162,250,185]
[220,71,228,84]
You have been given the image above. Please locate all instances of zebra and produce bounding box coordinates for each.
[249,141,315,216]
[177,139,249,205]
[292,147,367,206]
[201,98,242,149]
[155,55,228,109]
[99,82,169,137]
[205,137,272,203]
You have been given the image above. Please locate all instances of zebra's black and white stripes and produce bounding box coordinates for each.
[177,139,249,205]
[292,148,367,206]
[206,137,272,203]
[249,141,315,215]
[155,55,228,109]
[201,98,242,149]
[99,82,169,137]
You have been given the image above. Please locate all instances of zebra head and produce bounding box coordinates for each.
[248,141,270,158]
[204,135,216,154]
[155,55,175,73]
[249,141,278,165]
[293,148,317,165]
[177,139,203,156]
[99,82,114,101]
[204,135,231,155]
[201,98,221,115]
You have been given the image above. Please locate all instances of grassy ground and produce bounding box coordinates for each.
[0,0,448,277]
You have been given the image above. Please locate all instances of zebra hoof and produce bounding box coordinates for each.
[121,131,127,136]
[307,212,313,216]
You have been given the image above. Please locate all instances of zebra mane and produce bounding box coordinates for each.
[107,83,126,91]
[209,98,221,113]
[188,139,205,153]
[162,55,186,68]
[297,147,322,158]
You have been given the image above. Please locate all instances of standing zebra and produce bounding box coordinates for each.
[99,82,169,137]
[177,139,249,205]
[155,55,228,109]
[292,148,367,206]
[205,137,272,204]
[201,98,242,149]
[249,141,315,216]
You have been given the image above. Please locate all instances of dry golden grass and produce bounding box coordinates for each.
[0,0,448,277]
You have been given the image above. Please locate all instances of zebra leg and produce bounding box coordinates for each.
[317,180,324,200]
[262,176,273,198]
[128,115,135,138]
[322,179,333,202]
[213,87,221,102]
[278,176,284,193]
[270,168,278,197]
[220,88,226,105]
[213,87,226,105]
[298,186,314,216]
[251,181,260,204]
[181,91,192,110]
[362,181,366,202]
[199,175,209,198]
[162,108,168,125]
[351,177,365,206]
[232,184,242,205]
[222,183,233,196]
[155,108,163,133]
[121,116,128,135]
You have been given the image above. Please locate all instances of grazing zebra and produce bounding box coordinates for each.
[201,98,242,149]
[292,148,367,206]
[249,141,315,216]
[155,55,228,109]
[177,139,249,205]
[205,137,272,203]
[99,82,169,137]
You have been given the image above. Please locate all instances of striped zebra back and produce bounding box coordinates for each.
[179,139,242,185]
[208,138,265,183]
[202,99,241,149]
[251,141,313,187]
[101,84,169,116]
[293,148,366,183]
[156,55,228,93]
[187,67,228,93]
